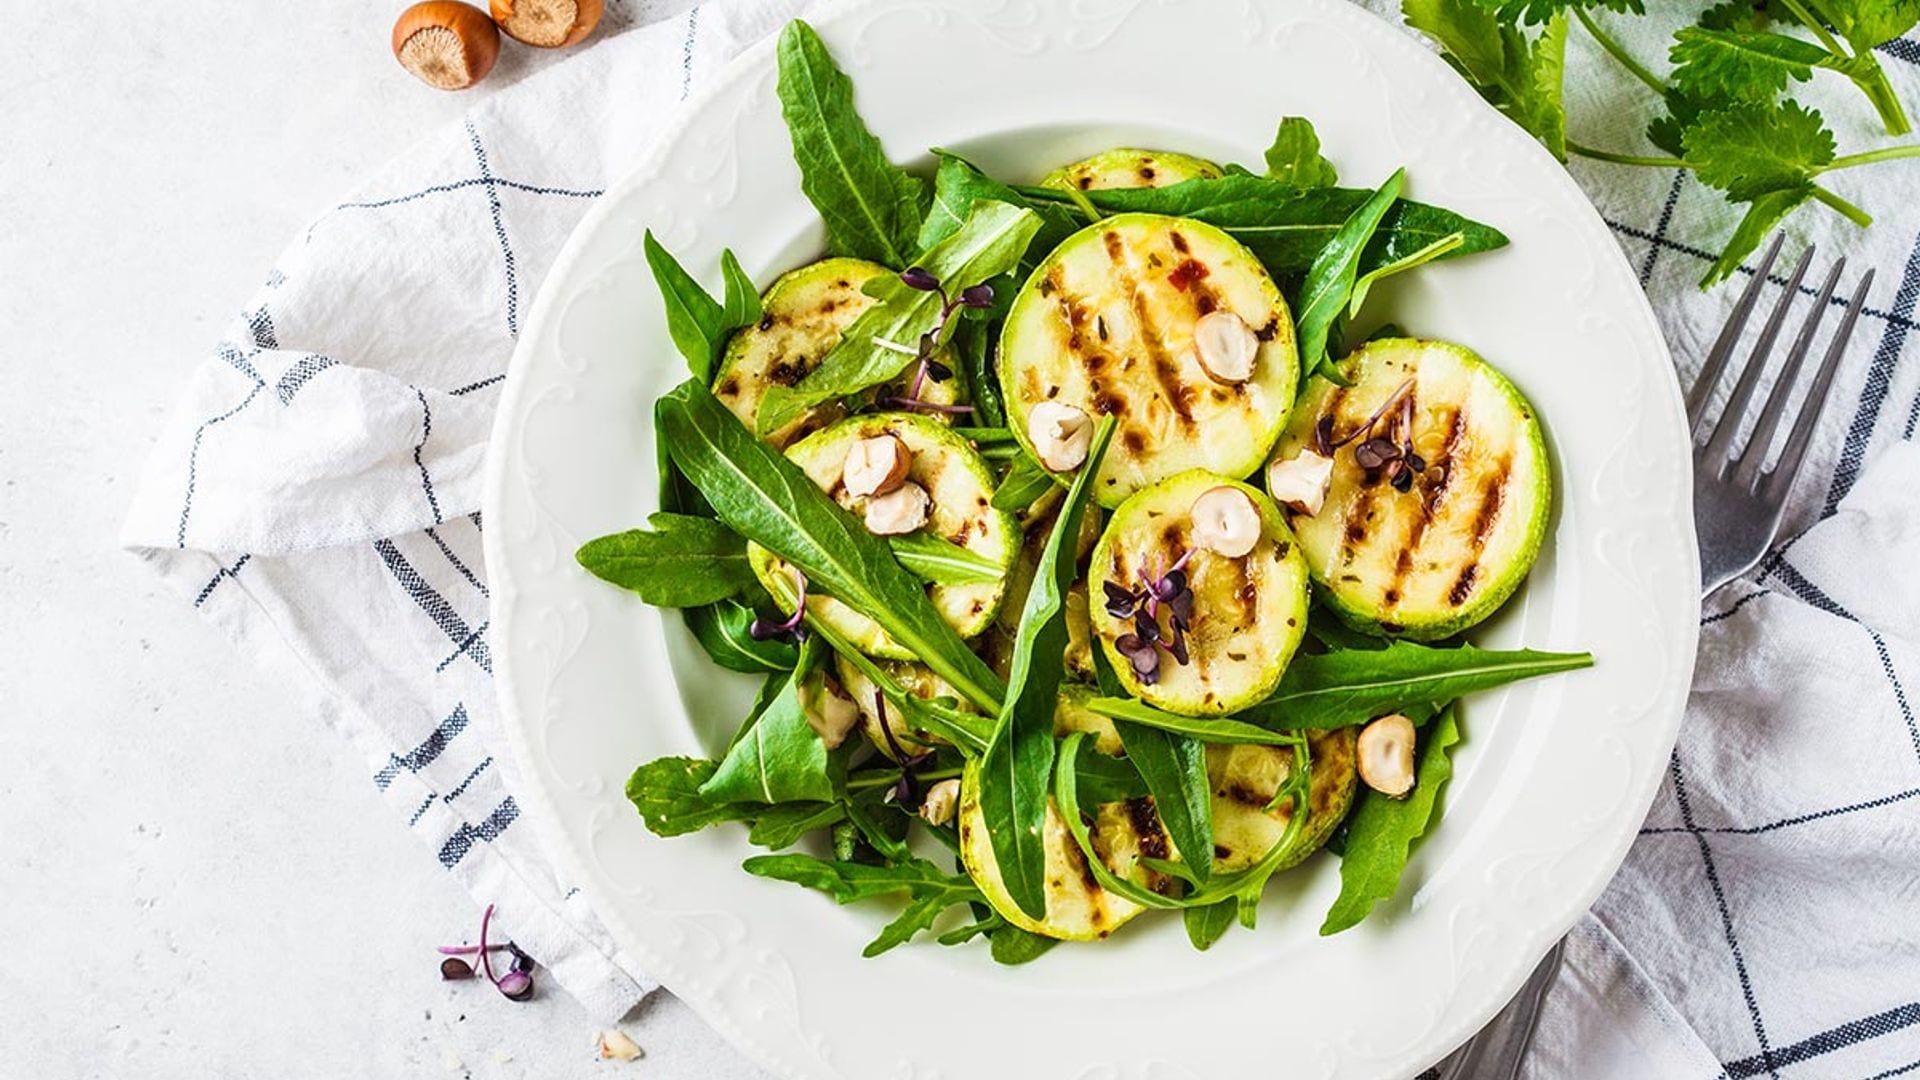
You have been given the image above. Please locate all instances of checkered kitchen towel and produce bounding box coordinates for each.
[124,0,1920,1073]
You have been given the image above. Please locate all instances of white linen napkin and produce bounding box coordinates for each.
[126,0,1920,1073]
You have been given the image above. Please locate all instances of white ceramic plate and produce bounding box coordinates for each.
[484,1,1700,1076]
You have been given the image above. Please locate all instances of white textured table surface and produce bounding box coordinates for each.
[0,3,764,1076]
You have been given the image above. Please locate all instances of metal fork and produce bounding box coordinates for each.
[1431,234,1873,1079]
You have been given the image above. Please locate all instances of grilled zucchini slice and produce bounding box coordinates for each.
[1208,727,1357,872]
[834,654,965,760]
[713,257,959,447]
[958,752,1174,941]
[1271,338,1550,640]
[1039,148,1223,192]
[999,214,1299,507]
[1090,471,1311,715]
[747,414,1018,658]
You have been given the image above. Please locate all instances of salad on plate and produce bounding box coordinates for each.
[576,19,1593,963]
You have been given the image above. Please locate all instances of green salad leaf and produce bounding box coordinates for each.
[887,531,1006,586]
[626,757,749,836]
[1243,641,1594,730]
[953,316,1007,429]
[684,598,800,674]
[1322,706,1462,934]
[988,925,1060,964]
[1183,898,1238,951]
[775,20,927,267]
[700,636,837,804]
[991,450,1058,511]
[720,249,763,330]
[744,853,985,957]
[575,513,754,607]
[1263,117,1339,187]
[979,417,1116,920]
[921,151,1081,255]
[1347,230,1466,317]
[642,232,756,384]
[757,200,1042,436]
[1295,169,1405,383]
[1083,696,1306,745]
[745,801,845,849]
[1115,721,1214,882]
[658,379,1007,713]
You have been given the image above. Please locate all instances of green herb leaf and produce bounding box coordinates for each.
[1015,176,1507,277]
[920,151,1081,256]
[888,531,1007,586]
[1347,230,1466,317]
[1480,0,1643,24]
[746,801,845,849]
[1403,2,1568,158]
[758,201,1042,435]
[1683,100,1835,199]
[684,598,800,674]
[659,379,1007,713]
[701,637,837,804]
[742,852,984,956]
[988,924,1060,964]
[1321,706,1462,934]
[1262,117,1339,188]
[775,20,926,267]
[626,757,751,836]
[1114,721,1214,882]
[1184,899,1238,950]
[1703,184,1814,287]
[1669,26,1825,101]
[791,603,995,754]
[1072,748,1152,811]
[1699,0,1779,31]
[1825,0,1920,48]
[1242,640,1593,730]
[643,231,730,384]
[575,513,754,607]
[1083,696,1306,744]
[953,316,1007,429]
[991,450,1059,511]
[1294,169,1406,383]
[979,418,1116,919]
[720,249,763,330]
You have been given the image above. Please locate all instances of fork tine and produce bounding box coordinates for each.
[1732,257,1845,489]
[1701,245,1815,471]
[1764,268,1874,499]
[1689,232,1785,429]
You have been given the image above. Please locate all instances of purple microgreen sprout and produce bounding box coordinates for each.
[439,905,535,1001]
[886,269,997,408]
[1103,550,1197,684]
[872,692,935,806]
[749,571,809,643]
[1316,378,1425,489]
[440,957,475,980]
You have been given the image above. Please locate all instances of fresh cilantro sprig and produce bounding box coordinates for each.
[1407,0,1920,285]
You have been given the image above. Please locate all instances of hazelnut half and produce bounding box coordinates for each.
[595,1029,642,1062]
[1356,713,1417,798]
[842,434,912,499]
[490,0,603,47]
[862,481,931,536]
[393,2,501,91]
[1192,310,1258,384]
[919,779,961,827]
[1189,485,1262,558]
[804,676,861,750]
[1268,450,1335,516]
[1027,401,1093,472]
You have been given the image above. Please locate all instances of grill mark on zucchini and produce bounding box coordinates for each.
[1100,228,1197,429]
[1445,467,1510,607]
[1126,797,1168,861]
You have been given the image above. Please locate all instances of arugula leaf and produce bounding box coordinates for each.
[700,636,837,804]
[888,531,1006,586]
[758,201,1042,436]
[1184,899,1238,951]
[1241,641,1594,730]
[1347,230,1466,317]
[775,21,926,267]
[1683,100,1835,199]
[1321,707,1462,934]
[1015,176,1507,277]
[1115,721,1214,882]
[953,317,1006,430]
[743,852,984,956]
[1263,117,1339,188]
[1294,169,1406,383]
[1669,26,1825,101]
[1072,747,1152,811]
[1703,184,1814,286]
[626,757,751,836]
[746,801,845,849]
[720,249,762,330]
[684,598,800,674]
[1083,696,1307,745]
[988,925,1059,964]
[658,379,1007,713]
[575,513,754,607]
[790,601,995,754]
[991,450,1059,511]
[1403,1,1568,158]
[979,417,1116,919]
[920,151,1081,256]
[643,231,731,384]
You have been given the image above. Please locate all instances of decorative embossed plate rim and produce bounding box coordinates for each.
[483,1,1700,1077]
